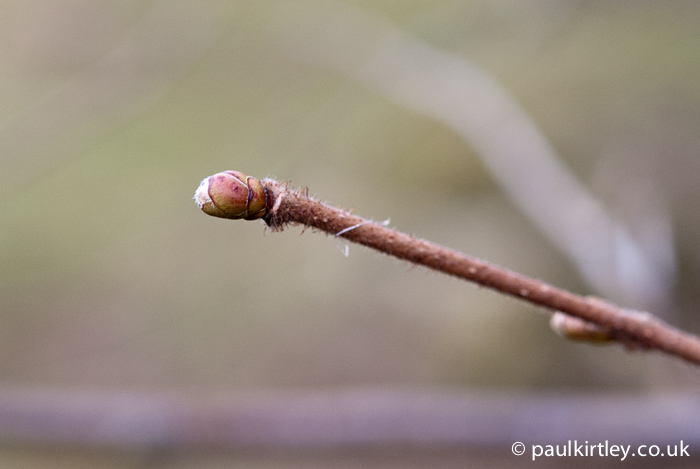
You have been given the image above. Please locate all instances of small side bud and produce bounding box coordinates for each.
[194,170,271,220]
[550,312,616,344]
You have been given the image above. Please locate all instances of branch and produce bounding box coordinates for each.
[1,386,698,448]
[194,171,700,367]
[274,1,674,310]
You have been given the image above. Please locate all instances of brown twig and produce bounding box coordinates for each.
[194,172,700,367]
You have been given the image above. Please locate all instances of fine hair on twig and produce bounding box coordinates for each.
[194,171,700,367]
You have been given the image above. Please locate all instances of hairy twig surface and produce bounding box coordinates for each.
[194,172,700,367]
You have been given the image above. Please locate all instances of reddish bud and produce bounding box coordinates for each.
[194,171,270,220]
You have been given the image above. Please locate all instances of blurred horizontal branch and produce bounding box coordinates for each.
[1,386,699,449]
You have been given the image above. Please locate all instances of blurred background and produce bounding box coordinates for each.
[1,0,700,467]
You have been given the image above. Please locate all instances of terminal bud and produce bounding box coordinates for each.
[194,170,271,220]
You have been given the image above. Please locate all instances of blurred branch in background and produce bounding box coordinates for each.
[1,386,698,449]
[0,0,223,196]
[272,0,677,317]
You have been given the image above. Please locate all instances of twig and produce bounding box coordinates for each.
[194,171,700,367]
[275,2,673,310]
[1,385,699,448]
